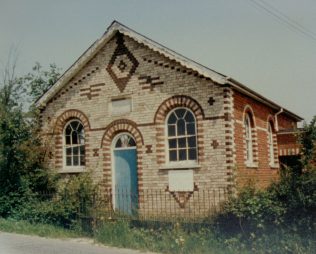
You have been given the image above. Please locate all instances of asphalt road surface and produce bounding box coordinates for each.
[0,232,153,254]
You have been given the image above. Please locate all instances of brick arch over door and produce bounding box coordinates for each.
[154,95,205,165]
[54,109,91,170]
[101,119,144,190]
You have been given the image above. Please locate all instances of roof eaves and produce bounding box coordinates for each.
[226,77,303,121]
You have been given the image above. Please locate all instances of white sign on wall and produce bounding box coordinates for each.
[110,98,132,115]
[168,170,194,192]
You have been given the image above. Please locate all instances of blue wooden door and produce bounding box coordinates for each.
[114,148,138,215]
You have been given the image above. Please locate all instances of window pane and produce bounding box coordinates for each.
[73,146,79,155]
[168,125,176,136]
[188,148,197,160]
[65,135,71,145]
[73,156,79,166]
[72,131,78,144]
[80,145,85,156]
[66,156,72,166]
[115,138,122,148]
[65,125,72,135]
[71,121,79,130]
[77,124,83,134]
[128,137,136,147]
[79,134,85,145]
[177,119,185,135]
[169,150,177,161]
[168,139,177,149]
[66,147,72,156]
[178,137,186,148]
[187,123,195,135]
[178,149,187,161]
[188,136,196,148]
[167,113,177,124]
[185,111,195,122]
[175,108,186,118]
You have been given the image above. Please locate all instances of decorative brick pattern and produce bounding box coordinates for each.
[142,57,211,81]
[138,75,164,91]
[145,145,153,154]
[101,119,144,190]
[54,109,91,171]
[208,97,215,106]
[211,140,219,149]
[106,33,139,92]
[154,95,205,165]
[46,66,101,106]
[80,83,105,100]
[223,88,236,191]
[93,148,99,157]
[165,183,199,209]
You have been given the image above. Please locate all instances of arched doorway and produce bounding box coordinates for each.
[112,133,138,215]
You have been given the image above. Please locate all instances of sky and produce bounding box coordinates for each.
[0,0,315,122]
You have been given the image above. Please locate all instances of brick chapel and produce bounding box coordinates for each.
[37,21,302,215]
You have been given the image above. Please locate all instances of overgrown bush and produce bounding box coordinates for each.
[10,173,101,229]
[213,117,316,253]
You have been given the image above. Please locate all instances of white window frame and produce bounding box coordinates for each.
[244,114,254,166]
[268,122,275,167]
[62,119,85,173]
[164,107,198,168]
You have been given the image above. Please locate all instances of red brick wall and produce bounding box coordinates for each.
[277,133,300,156]
[233,90,297,189]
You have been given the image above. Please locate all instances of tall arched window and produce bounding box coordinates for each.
[64,120,85,167]
[166,108,197,163]
[268,122,274,166]
[244,113,253,164]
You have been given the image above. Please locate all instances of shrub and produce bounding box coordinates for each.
[9,173,102,230]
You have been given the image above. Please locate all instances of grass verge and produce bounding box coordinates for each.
[0,218,314,254]
[0,218,81,239]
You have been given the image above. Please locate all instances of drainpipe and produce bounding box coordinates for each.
[274,108,284,132]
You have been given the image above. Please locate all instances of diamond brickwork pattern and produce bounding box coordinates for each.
[106,33,139,92]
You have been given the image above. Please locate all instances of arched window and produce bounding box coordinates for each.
[244,113,253,164]
[268,122,274,165]
[64,120,85,167]
[166,108,197,163]
[114,133,136,149]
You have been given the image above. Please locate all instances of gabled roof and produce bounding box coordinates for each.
[36,20,303,121]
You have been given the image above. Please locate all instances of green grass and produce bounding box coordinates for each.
[94,220,316,254]
[0,218,314,254]
[0,218,81,239]
[94,220,236,254]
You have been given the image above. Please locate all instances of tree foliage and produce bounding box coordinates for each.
[22,62,61,102]
[0,60,61,216]
[216,118,316,247]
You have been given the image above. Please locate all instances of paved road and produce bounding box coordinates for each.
[0,232,153,254]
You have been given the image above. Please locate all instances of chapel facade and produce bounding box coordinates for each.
[37,21,302,216]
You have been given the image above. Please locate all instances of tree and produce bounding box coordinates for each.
[22,62,61,103]
[0,59,61,216]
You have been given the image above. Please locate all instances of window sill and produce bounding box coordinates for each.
[246,162,258,169]
[59,167,86,173]
[159,163,201,170]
